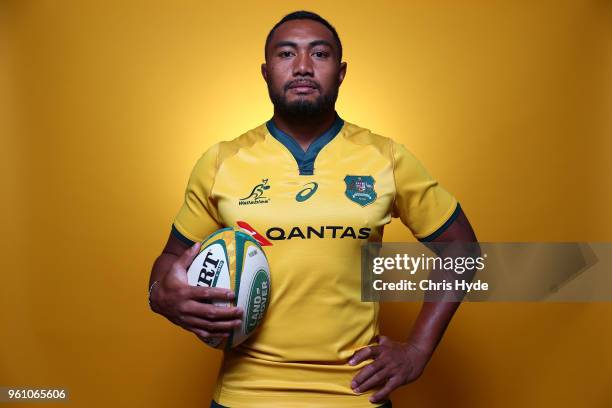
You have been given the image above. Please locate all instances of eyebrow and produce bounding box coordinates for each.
[274,39,334,49]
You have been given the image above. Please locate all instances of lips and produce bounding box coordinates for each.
[287,81,318,90]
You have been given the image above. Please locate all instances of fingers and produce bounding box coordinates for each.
[192,328,229,341]
[351,360,385,393]
[182,315,242,333]
[369,376,402,403]
[176,242,202,269]
[378,335,390,345]
[182,300,243,320]
[177,301,243,344]
[348,345,380,366]
[189,286,235,302]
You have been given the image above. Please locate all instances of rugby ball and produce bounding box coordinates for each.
[186,227,270,349]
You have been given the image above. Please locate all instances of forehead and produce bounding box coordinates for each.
[269,19,336,48]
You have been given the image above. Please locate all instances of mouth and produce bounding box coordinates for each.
[287,81,318,94]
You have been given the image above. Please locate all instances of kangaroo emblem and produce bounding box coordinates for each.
[241,179,271,201]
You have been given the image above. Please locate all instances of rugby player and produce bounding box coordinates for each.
[149,10,478,408]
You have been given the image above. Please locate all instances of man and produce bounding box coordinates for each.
[149,10,478,408]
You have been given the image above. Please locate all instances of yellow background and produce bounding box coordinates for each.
[1,0,611,407]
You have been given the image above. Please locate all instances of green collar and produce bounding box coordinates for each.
[266,114,344,176]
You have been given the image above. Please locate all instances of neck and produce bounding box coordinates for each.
[271,109,337,151]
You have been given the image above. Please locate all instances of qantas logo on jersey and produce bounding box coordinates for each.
[239,179,270,205]
[237,221,371,241]
[236,221,272,246]
[266,226,371,240]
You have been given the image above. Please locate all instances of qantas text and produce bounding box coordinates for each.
[265,226,371,240]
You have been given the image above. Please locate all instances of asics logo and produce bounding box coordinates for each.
[295,182,318,202]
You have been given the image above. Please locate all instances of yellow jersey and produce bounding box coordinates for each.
[172,115,459,407]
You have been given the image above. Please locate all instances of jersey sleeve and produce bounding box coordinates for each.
[391,141,460,241]
[172,144,223,245]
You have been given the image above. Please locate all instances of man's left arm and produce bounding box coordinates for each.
[349,207,478,403]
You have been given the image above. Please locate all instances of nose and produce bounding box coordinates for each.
[292,51,314,77]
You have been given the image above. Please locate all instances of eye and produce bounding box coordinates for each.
[313,51,329,58]
[278,50,294,58]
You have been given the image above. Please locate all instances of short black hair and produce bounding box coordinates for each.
[265,11,342,62]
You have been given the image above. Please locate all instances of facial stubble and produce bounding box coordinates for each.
[267,78,339,120]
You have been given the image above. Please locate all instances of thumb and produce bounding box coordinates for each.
[175,241,202,270]
[378,335,390,345]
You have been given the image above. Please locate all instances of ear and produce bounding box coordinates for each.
[261,63,268,82]
[338,61,347,86]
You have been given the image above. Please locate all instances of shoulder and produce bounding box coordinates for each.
[194,123,268,171]
[342,121,429,175]
[216,123,268,161]
[341,120,404,161]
